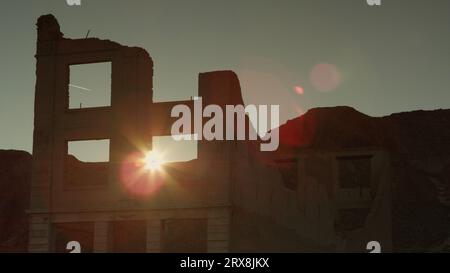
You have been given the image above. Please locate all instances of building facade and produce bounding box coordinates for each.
[28,14,392,253]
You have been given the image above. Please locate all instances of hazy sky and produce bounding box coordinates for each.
[1,0,450,156]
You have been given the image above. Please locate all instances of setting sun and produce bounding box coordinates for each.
[143,151,165,171]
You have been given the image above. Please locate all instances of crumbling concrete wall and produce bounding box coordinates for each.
[230,145,392,252]
[29,14,393,253]
[30,14,234,253]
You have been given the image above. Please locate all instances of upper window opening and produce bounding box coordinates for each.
[68,62,111,109]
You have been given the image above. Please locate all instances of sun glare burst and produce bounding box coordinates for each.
[143,151,165,171]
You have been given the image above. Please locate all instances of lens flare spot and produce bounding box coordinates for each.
[310,63,341,92]
[143,151,165,171]
[294,86,304,95]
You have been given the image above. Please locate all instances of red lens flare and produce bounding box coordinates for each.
[294,86,305,95]
[310,63,341,92]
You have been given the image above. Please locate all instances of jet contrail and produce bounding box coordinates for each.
[69,84,91,91]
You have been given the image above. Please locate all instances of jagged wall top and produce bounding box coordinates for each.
[37,14,63,41]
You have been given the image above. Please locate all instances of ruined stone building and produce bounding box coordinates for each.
[28,14,393,253]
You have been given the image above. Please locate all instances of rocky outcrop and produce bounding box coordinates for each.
[273,107,450,252]
[0,150,31,252]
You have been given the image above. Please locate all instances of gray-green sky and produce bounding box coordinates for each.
[1,0,450,157]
